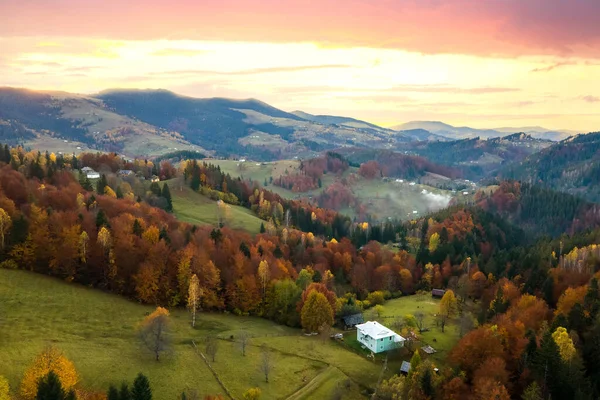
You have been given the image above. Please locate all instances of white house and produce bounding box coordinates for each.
[356,321,405,353]
[86,171,100,179]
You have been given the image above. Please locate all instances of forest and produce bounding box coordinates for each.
[0,143,600,399]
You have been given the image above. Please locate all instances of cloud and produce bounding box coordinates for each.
[145,64,353,78]
[531,62,576,72]
[385,85,520,95]
[581,95,600,103]
[150,48,209,57]
[2,0,600,58]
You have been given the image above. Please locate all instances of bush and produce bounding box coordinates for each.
[366,291,386,306]
[0,259,18,269]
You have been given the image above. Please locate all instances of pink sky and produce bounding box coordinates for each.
[1,0,599,130]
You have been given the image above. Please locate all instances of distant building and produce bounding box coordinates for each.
[356,321,405,354]
[86,171,100,179]
[432,289,446,298]
[117,169,134,177]
[81,167,94,172]
[342,313,364,330]
[150,175,160,183]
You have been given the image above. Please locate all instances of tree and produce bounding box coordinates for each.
[259,345,273,383]
[428,232,440,253]
[374,305,385,318]
[242,388,261,400]
[161,184,173,212]
[107,385,120,400]
[0,375,10,400]
[257,260,270,299]
[521,382,543,400]
[414,312,426,333]
[131,373,152,400]
[0,208,11,250]
[552,326,576,362]
[139,307,172,361]
[119,383,132,400]
[438,289,458,332]
[96,174,107,194]
[300,291,334,332]
[187,274,201,328]
[205,336,219,363]
[238,330,250,357]
[20,346,78,400]
[36,371,67,400]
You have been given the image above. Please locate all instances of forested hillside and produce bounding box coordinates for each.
[500,132,600,202]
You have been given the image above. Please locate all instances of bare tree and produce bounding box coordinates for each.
[414,311,426,333]
[238,330,250,356]
[259,345,274,383]
[139,307,172,361]
[205,336,219,362]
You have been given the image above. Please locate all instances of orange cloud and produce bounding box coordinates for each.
[2,0,600,58]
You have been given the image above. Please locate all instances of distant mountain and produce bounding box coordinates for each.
[0,87,420,159]
[499,132,600,202]
[292,111,448,141]
[393,121,574,141]
[397,133,552,180]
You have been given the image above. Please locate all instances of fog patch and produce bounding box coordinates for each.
[422,192,451,211]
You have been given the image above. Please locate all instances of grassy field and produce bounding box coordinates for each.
[206,160,453,221]
[166,179,264,234]
[0,269,377,399]
[374,294,464,364]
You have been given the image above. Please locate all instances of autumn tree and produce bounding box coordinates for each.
[131,373,152,400]
[242,388,261,400]
[259,345,273,383]
[187,274,201,328]
[139,307,172,361]
[552,326,576,363]
[0,208,11,250]
[257,260,270,299]
[20,346,78,400]
[438,290,458,332]
[300,291,334,332]
[0,376,10,400]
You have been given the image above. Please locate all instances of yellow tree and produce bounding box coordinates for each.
[104,186,117,198]
[79,231,89,263]
[439,290,458,332]
[0,208,11,250]
[142,226,160,245]
[20,346,78,400]
[428,232,440,253]
[243,387,261,400]
[0,375,10,400]
[552,327,576,362]
[187,274,202,328]
[300,291,334,332]
[258,260,270,299]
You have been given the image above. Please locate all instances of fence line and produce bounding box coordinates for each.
[191,340,236,400]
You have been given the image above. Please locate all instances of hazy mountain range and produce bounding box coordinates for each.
[0,87,581,159]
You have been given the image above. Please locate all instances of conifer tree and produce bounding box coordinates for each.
[161,184,173,212]
[131,373,152,400]
[36,371,64,400]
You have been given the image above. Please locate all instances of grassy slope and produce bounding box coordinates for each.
[0,270,374,399]
[376,294,463,364]
[167,179,264,234]
[208,160,453,220]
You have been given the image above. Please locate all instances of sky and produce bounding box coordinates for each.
[1,0,599,131]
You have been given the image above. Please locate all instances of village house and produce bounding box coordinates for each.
[342,313,364,330]
[356,321,405,353]
[432,289,446,298]
[150,175,160,183]
[81,167,100,179]
[117,169,134,177]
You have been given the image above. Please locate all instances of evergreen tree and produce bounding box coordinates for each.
[71,154,78,169]
[119,382,132,400]
[96,209,109,229]
[116,186,124,199]
[107,385,119,400]
[132,219,143,237]
[96,174,108,194]
[421,367,434,398]
[131,373,152,400]
[149,182,161,197]
[161,184,173,212]
[36,371,65,400]
[260,223,266,233]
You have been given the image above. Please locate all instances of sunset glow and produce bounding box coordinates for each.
[1,0,599,130]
